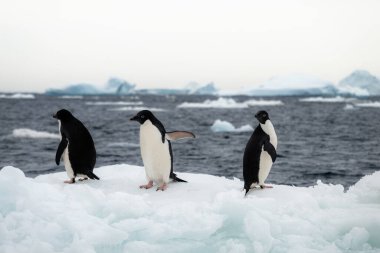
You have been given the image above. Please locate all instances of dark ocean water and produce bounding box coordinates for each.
[0,94,379,188]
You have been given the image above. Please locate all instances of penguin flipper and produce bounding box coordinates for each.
[165,131,195,141]
[264,141,277,162]
[55,139,68,165]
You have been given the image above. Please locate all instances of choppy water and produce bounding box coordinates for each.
[1,94,379,187]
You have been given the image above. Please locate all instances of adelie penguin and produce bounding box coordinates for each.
[243,110,277,195]
[53,109,99,183]
[130,110,195,191]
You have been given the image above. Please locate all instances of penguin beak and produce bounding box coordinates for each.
[130,115,138,121]
[52,114,57,119]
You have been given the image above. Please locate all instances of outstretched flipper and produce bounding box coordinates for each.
[165,131,195,141]
[55,139,68,165]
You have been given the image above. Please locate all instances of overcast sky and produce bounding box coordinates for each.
[0,0,379,92]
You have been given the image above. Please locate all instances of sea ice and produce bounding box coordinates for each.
[12,128,60,139]
[211,120,253,132]
[0,93,35,99]
[178,98,283,109]
[0,164,379,253]
[355,101,380,108]
[299,96,354,103]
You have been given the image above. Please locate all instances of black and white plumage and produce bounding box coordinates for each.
[53,109,99,183]
[243,110,277,195]
[130,110,195,191]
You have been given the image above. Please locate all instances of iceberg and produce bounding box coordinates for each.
[1,165,380,253]
[45,78,136,95]
[338,70,380,96]
[211,120,254,132]
[185,82,219,95]
[247,74,338,96]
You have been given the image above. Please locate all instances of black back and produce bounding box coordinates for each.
[243,124,270,191]
[55,109,96,175]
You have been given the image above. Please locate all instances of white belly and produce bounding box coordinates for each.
[140,120,171,183]
[63,146,74,179]
[258,120,277,185]
[258,149,273,184]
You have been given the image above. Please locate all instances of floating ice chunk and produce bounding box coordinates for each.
[108,106,165,112]
[85,101,143,106]
[355,101,380,108]
[244,99,283,106]
[0,93,35,99]
[178,97,283,109]
[12,128,60,139]
[178,98,248,109]
[299,96,354,103]
[210,120,253,132]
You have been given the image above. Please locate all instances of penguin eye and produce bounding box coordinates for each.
[140,115,145,119]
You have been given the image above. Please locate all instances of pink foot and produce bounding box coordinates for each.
[64,178,75,184]
[260,185,273,189]
[156,183,167,191]
[140,181,153,189]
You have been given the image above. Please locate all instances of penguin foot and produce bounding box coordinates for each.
[140,181,153,189]
[156,183,167,191]
[260,185,273,189]
[64,178,75,184]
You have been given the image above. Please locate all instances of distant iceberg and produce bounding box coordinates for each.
[0,93,35,99]
[45,78,136,95]
[185,82,218,95]
[246,74,338,96]
[1,165,380,253]
[211,120,253,132]
[338,70,380,96]
[178,97,283,109]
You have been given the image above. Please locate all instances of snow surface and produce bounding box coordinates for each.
[178,98,283,109]
[211,120,254,132]
[1,165,380,253]
[12,128,60,139]
[0,93,35,99]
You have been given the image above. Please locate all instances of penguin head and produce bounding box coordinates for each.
[130,110,154,125]
[53,109,74,122]
[255,110,270,124]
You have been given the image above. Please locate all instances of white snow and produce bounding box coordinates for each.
[85,101,144,106]
[0,93,35,99]
[12,128,60,139]
[1,164,380,253]
[178,98,283,109]
[299,96,355,103]
[211,120,254,132]
[355,101,380,108]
